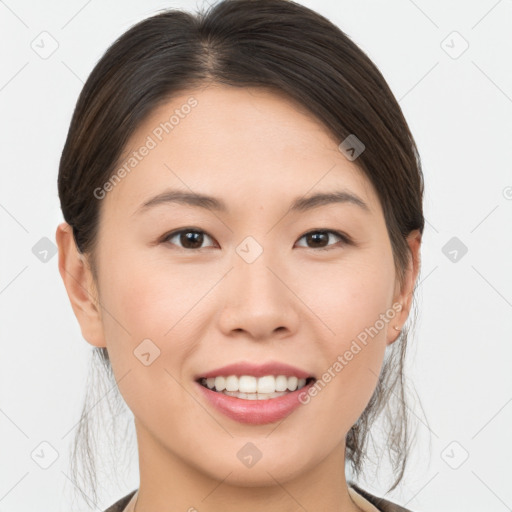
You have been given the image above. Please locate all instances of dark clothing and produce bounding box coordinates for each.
[350,483,413,512]
[104,490,136,512]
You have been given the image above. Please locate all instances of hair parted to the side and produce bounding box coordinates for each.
[58,0,425,506]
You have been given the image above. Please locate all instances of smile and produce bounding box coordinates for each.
[198,375,315,400]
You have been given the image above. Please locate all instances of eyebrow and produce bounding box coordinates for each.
[134,189,370,215]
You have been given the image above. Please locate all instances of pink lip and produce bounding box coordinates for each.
[195,379,316,425]
[195,361,314,380]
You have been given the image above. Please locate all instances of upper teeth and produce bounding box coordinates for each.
[201,375,308,394]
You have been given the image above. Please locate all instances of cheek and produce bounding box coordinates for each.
[294,251,395,340]
[97,248,224,374]
[94,249,170,372]
[100,249,200,335]
[95,253,202,425]
[294,256,395,425]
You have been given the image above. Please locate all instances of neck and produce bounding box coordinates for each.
[132,419,362,512]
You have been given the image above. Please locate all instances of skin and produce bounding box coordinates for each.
[56,84,421,512]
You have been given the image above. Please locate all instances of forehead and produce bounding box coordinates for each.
[104,84,379,217]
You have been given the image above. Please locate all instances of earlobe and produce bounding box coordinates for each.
[55,222,107,348]
[387,229,422,345]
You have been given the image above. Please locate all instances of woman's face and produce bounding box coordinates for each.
[65,84,419,486]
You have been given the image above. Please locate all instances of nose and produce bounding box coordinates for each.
[217,249,300,341]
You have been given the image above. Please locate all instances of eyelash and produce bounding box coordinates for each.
[160,228,352,252]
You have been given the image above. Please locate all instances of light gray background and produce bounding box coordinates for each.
[1,1,511,511]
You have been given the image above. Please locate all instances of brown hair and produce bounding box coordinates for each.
[58,0,424,505]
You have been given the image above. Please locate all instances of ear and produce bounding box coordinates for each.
[55,222,107,348]
[386,229,422,345]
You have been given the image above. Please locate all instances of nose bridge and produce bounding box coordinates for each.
[218,237,297,338]
[233,238,285,306]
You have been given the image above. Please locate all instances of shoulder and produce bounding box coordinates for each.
[103,489,137,512]
[349,483,414,512]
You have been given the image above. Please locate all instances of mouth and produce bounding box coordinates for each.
[196,375,317,400]
[194,363,318,424]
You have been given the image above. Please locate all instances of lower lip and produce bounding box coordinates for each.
[195,380,315,425]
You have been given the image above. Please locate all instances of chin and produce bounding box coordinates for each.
[195,449,314,487]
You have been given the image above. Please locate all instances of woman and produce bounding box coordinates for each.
[56,0,423,510]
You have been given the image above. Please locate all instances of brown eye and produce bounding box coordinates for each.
[163,229,216,250]
[162,228,349,251]
[295,230,349,250]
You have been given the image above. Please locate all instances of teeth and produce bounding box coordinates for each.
[201,375,309,394]
[222,390,289,400]
[275,375,288,392]
[225,375,238,392]
[239,375,257,393]
[257,375,275,394]
[215,376,226,391]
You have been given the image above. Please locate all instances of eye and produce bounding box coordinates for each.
[161,228,350,251]
[162,228,217,250]
[295,230,350,251]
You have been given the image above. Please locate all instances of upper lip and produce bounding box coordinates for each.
[195,361,315,380]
